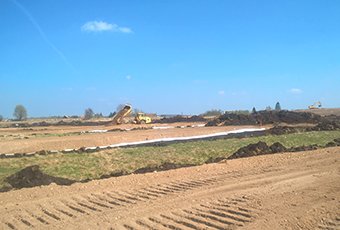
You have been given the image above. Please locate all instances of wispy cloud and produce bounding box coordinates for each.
[81,21,133,33]
[218,90,225,96]
[289,88,303,94]
[10,0,75,70]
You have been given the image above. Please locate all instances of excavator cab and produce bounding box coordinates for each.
[308,101,322,109]
[135,112,152,124]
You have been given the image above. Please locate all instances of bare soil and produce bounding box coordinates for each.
[0,123,262,154]
[296,108,340,117]
[0,147,338,229]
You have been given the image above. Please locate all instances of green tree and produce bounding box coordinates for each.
[108,112,116,118]
[201,109,223,116]
[252,107,257,114]
[0,115,3,121]
[275,102,281,111]
[13,105,27,120]
[84,108,94,120]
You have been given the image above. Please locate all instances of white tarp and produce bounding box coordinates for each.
[108,128,265,148]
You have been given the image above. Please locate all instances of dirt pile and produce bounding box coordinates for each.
[308,120,340,131]
[228,141,272,159]
[289,145,318,152]
[266,126,300,135]
[325,138,340,147]
[227,141,320,159]
[155,115,206,124]
[206,110,322,126]
[270,142,287,153]
[3,165,75,191]
[133,162,195,174]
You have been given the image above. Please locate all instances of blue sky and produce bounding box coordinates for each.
[0,0,339,118]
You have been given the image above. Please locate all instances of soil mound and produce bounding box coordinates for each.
[308,120,340,131]
[289,145,319,152]
[155,115,206,124]
[206,110,322,126]
[228,141,289,159]
[133,162,195,174]
[270,142,287,153]
[4,165,75,190]
[266,126,300,135]
[228,141,271,159]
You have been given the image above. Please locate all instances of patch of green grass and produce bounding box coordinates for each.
[0,130,339,188]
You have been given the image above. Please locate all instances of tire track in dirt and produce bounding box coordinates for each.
[318,215,340,230]
[0,168,318,229]
[0,148,338,229]
[121,195,259,230]
[0,176,226,229]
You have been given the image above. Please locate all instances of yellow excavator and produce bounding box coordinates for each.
[135,112,152,124]
[308,101,322,109]
[110,104,152,125]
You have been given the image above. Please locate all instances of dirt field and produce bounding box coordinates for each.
[0,147,338,229]
[296,108,340,117]
[0,123,263,154]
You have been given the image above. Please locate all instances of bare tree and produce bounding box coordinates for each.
[13,105,27,120]
[84,108,94,120]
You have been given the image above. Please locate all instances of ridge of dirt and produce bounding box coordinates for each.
[209,138,340,162]
[206,110,324,126]
[1,165,75,192]
[154,115,207,123]
[3,138,339,193]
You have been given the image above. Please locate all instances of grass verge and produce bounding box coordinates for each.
[0,130,339,187]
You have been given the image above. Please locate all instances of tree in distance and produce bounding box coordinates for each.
[266,106,272,111]
[201,109,223,116]
[84,108,94,120]
[252,107,257,114]
[131,108,144,117]
[0,115,3,121]
[275,102,282,111]
[108,112,116,118]
[13,105,27,121]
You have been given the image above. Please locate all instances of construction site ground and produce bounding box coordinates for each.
[0,147,338,229]
[0,123,264,154]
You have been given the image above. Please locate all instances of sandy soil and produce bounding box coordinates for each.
[0,147,338,229]
[296,108,340,116]
[0,124,264,154]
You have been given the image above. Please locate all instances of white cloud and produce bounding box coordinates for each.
[218,90,225,96]
[126,75,132,80]
[81,21,133,33]
[289,88,303,94]
[119,27,133,33]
